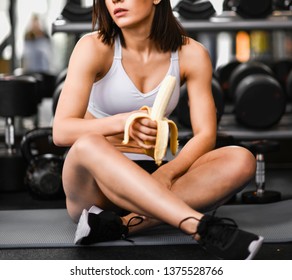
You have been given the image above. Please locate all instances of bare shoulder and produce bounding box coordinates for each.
[179,37,213,80]
[69,32,114,75]
[180,37,211,64]
[75,32,111,54]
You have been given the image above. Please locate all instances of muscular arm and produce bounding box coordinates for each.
[53,33,132,147]
[157,38,217,180]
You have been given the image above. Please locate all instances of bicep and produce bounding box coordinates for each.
[183,45,217,135]
[55,36,104,120]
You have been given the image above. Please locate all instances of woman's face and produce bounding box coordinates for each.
[105,0,158,29]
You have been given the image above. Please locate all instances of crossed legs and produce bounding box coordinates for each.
[62,133,256,235]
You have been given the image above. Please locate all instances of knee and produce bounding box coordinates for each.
[71,133,108,160]
[230,146,256,179]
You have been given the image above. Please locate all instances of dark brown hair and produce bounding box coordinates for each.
[92,0,188,52]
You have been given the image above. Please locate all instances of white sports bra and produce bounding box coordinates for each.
[87,36,181,118]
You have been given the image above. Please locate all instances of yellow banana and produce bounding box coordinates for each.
[122,75,179,166]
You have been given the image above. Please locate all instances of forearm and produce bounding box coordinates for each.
[160,133,216,179]
[52,114,125,147]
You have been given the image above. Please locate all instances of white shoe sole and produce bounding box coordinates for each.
[74,206,103,245]
[246,236,264,260]
[74,209,90,244]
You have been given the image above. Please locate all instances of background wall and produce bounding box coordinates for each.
[0,0,67,74]
[0,0,224,75]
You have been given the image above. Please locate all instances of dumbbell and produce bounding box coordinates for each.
[0,75,38,192]
[286,69,292,101]
[228,61,286,128]
[176,76,225,128]
[273,0,292,10]
[215,60,241,101]
[54,68,67,87]
[271,59,292,99]
[240,140,281,204]
[21,127,67,200]
[223,0,273,18]
[173,0,216,20]
[52,68,67,115]
[21,72,56,100]
[61,0,92,22]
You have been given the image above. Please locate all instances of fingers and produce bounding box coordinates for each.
[130,117,157,149]
[133,118,157,137]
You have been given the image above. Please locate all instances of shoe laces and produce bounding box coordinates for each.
[178,216,200,234]
[199,215,238,248]
[178,212,239,248]
[127,216,144,228]
[121,215,144,243]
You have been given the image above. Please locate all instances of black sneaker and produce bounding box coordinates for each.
[196,214,264,260]
[74,206,128,245]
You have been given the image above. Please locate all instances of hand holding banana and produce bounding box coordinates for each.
[123,75,179,166]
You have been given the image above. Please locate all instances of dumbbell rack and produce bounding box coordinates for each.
[0,76,38,192]
[52,11,292,34]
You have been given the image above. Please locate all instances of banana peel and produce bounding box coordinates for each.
[122,75,179,166]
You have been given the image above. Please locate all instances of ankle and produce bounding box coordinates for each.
[122,214,145,226]
[178,216,202,238]
[121,214,146,234]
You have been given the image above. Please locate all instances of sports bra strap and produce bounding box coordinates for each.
[171,50,179,60]
[114,36,122,60]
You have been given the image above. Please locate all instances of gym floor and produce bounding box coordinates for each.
[0,100,292,260]
[0,167,292,260]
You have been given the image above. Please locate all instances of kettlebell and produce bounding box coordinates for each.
[21,127,66,200]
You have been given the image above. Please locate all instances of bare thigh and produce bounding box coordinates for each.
[62,144,120,223]
[170,145,256,211]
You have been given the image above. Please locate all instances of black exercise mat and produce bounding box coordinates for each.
[216,199,292,243]
[0,200,292,248]
[0,209,194,248]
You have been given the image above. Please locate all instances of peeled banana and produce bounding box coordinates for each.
[123,75,178,166]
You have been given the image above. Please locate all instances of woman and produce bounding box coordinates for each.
[23,14,53,73]
[53,0,263,259]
